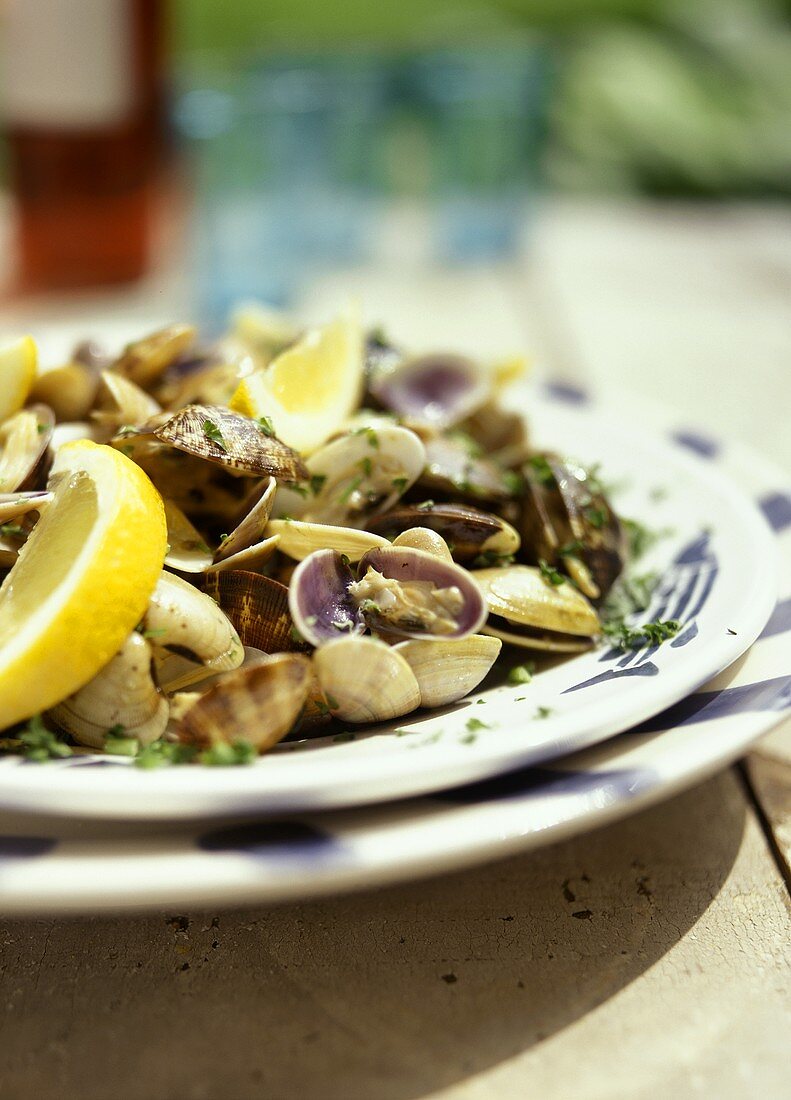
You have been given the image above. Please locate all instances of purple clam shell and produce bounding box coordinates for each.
[289,549,366,647]
[370,354,487,428]
[356,546,486,640]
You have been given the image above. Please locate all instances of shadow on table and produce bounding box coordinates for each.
[0,770,746,1100]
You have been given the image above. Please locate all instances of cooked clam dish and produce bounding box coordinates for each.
[0,305,677,766]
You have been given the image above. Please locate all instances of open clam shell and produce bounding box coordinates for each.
[151,404,307,482]
[266,519,389,562]
[29,362,100,423]
[520,454,625,600]
[354,545,487,641]
[417,435,518,504]
[177,653,311,753]
[394,634,502,708]
[368,502,519,564]
[111,324,196,390]
[0,491,52,524]
[93,370,161,432]
[313,636,420,724]
[272,425,425,528]
[202,569,309,654]
[472,564,600,652]
[289,550,366,647]
[0,405,54,493]
[214,477,277,563]
[368,353,490,429]
[163,501,214,574]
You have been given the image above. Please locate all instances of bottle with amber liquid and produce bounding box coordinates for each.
[1,0,164,291]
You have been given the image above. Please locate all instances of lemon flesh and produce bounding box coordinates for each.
[0,440,167,729]
[230,306,364,455]
[0,336,37,423]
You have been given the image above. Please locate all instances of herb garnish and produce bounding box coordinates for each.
[534,706,552,719]
[502,470,524,496]
[198,740,256,766]
[508,662,535,685]
[602,617,680,651]
[471,550,515,568]
[310,474,327,496]
[416,500,435,511]
[360,457,372,477]
[622,518,673,561]
[104,728,140,756]
[584,505,606,529]
[528,455,555,485]
[0,523,25,539]
[465,717,490,733]
[256,415,275,437]
[135,740,198,769]
[17,715,72,761]
[339,476,363,504]
[391,476,408,493]
[539,559,565,587]
[558,539,584,559]
[202,419,228,453]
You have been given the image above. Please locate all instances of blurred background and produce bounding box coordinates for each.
[0,0,789,332]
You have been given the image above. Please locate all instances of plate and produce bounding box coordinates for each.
[0,420,787,914]
[0,381,779,819]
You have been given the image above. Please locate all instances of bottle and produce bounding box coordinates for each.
[1,0,164,291]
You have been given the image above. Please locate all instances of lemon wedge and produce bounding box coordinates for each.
[229,304,364,455]
[0,336,37,423]
[0,440,167,729]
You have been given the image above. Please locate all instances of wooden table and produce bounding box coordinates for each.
[0,201,789,1099]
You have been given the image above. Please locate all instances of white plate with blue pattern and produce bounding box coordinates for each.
[0,380,780,823]
[0,386,788,912]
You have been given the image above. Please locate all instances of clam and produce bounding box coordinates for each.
[472,565,600,652]
[313,636,421,723]
[0,491,52,523]
[213,477,277,563]
[28,362,99,422]
[0,405,54,493]
[273,425,425,527]
[391,527,454,562]
[202,570,308,654]
[460,402,531,468]
[368,502,519,564]
[150,404,307,482]
[156,338,256,409]
[289,550,366,647]
[368,352,490,429]
[265,519,389,562]
[205,535,280,575]
[112,432,253,526]
[48,632,168,749]
[290,545,486,646]
[177,653,311,753]
[520,455,625,600]
[111,324,196,390]
[163,500,214,574]
[144,571,244,691]
[417,435,518,504]
[93,370,161,432]
[394,634,502,707]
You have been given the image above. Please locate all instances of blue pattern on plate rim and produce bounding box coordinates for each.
[671,430,720,459]
[197,820,350,870]
[759,492,791,533]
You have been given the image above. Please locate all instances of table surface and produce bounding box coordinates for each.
[0,199,789,1100]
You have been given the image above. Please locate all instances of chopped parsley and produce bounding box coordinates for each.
[465,717,490,733]
[508,662,535,685]
[391,476,409,493]
[502,470,524,496]
[471,550,515,569]
[18,715,72,761]
[448,431,484,459]
[104,728,140,756]
[0,523,25,539]
[202,419,228,453]
[332,731,356,743]
[339,476,363,504]
[285,481,309,498]
[528,454,555,486]
[256,415,275,437]
[558,539,584,559]
[310,474,327,496]
[534,706,552,719]
[360,457,373,477]
[198,739,256,766]
[602,617,680,651]
[135,740,198,768]
[354,426,379,449]
[416,500,435,511]
[622,518,672,561]
[584,505,607,530]
[539,559,565,587]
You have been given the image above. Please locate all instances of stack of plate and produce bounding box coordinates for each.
[1,383,788,914]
